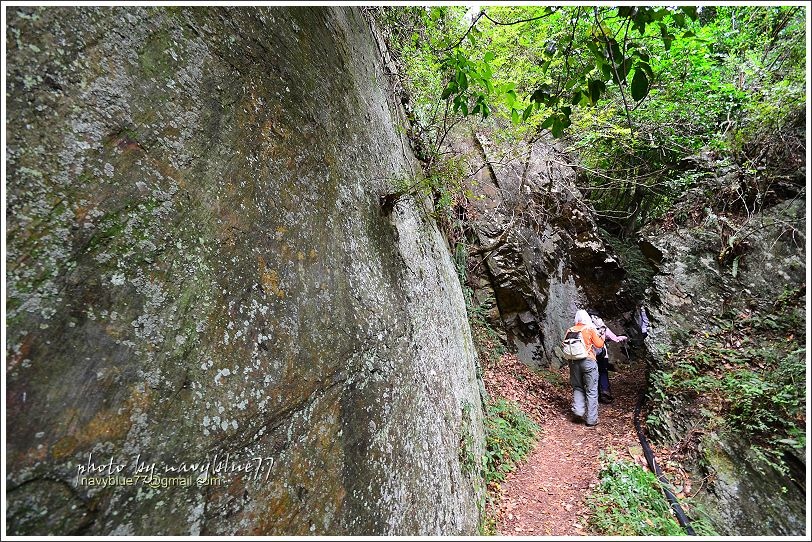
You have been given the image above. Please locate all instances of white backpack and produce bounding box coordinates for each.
[590,315,608,356]
[562,328,588,360]
[590,314,607,338]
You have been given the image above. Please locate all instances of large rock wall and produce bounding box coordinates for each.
[453,130,624,368]
[642,198,806,535]
[6,6,484,535]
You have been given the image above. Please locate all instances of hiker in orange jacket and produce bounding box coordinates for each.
[565,309,605,426]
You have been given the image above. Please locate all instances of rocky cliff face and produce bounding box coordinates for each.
[452,130,625,369]
[453,127,805,535]
[6,6,484,535]
[641,184,805,534]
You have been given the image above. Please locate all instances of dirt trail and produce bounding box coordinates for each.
[485,352,647,536]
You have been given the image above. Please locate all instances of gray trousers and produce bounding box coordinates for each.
[569,358,599,424]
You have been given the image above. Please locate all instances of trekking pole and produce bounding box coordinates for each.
[622,342,630,360]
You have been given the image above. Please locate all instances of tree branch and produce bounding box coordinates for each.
[436,11,483,53]
[593,7,635,136]
[481,8,558,26]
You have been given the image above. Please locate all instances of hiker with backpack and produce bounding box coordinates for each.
[588,311,628,404]
[561,309,605,427]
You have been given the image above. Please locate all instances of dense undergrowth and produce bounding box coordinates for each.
[646,285,806,475]
[478,397,539,536]
[482,399,539,488]
[586,452,718,536]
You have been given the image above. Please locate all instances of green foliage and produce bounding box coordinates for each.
[392,153,474,222]
[469,304,505,369]
[410,6,701,131]
[479,518,497,536]
[482,399,540,485]
[477,397,539,535]
[570,6,805,232]
[646,286,806,472]
[527,7,698,122]
[586,452,718,536]
[381,5,806,234]
[430,6,700,134]
[375,7,484,153]
[441,48,495,119]
[453,241,473,308]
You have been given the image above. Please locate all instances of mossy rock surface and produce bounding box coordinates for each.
[6,6,484,535]
[643,197,806,536]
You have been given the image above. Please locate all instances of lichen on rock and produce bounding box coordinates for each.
[6,6,484,535]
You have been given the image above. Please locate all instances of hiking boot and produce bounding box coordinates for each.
[599,392,613,404]
[585,421,599,428]
[571,413,585,424]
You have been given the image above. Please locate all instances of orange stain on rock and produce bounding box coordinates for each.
[258,256,285,299]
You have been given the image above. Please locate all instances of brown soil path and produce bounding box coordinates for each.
[485,351,648,536]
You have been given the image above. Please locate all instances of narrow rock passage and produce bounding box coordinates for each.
[486,352,647,536]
